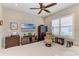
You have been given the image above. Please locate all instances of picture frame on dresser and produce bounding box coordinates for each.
[10,22,18,30]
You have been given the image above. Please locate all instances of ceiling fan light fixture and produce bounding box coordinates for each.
[30,3,57,14]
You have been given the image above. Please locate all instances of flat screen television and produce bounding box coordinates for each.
[21,23,35,29]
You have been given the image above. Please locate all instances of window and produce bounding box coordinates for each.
[52,15,73,38]
[60,15,73,37]
[52,19,60,36]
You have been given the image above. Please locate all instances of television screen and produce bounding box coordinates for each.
[41,26,46,32]
[21,23,35,29]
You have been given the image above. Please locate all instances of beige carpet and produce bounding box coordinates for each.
[0,41,79,56]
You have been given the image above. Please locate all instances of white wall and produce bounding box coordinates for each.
[44,4,79,45]
[3,7,44,36]
[0,5,3,49]
[0,7,44,48]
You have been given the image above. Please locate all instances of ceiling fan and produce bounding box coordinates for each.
[30,3,57,14]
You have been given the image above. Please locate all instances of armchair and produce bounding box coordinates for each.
[44,32,52,47]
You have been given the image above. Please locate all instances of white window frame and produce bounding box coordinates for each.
[52,14,74,39]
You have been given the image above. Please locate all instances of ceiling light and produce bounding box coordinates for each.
[15,4,18,6]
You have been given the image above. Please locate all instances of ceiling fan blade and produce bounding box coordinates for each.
[39,3,43,8]
[38,9,42,14]
[45,3,56,8]
[30,8,40,9]
[44,9,50,13]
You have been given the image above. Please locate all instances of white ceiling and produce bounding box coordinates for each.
[1,3,77,17]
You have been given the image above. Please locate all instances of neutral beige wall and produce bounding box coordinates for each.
[44,4,79,43]
[1,7,44,48]
[0,5,3,49]
[2,7,44,37]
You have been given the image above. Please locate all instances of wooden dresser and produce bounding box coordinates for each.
[5,35,20,48]
[21,36,30,45]
[21,36,37,45]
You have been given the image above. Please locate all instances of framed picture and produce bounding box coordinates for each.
[0,20,3,25]
[10,22,18,30]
